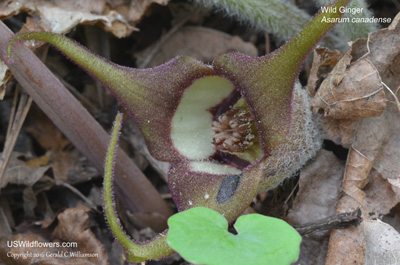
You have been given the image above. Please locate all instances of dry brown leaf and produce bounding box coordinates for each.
[363,220,400,265]
[25,108,70,151]
[24,109,86,182]
[1,0,168,102]
[49,150,79,181]
[26,128,99,185]
[1,0,168,98]
[0,233,64,265]
[348,38,368,62]
[388,178,400,192]
[383,203,400,233]
[1,153,51,217]
[372,104,400,183]
[135,26,258,67]
[312,55,386,120]
[24,155,51,168]
[288,150,344,226]
[318,116,357,144]
[310,15,400,147]
[2,151,94,192]
[0,207,108,264]
[326,225,365,264]
[307,48,344,97]
[326,13,400,264]
[1,152,50,188]
[364,169,400,216]
[0,0,169,37]
[287,150,344,265]
[52,206,108,265]
[360,14,400,88]
[326,106,400,265]
[310,52,386,144]
[326,114,390,265]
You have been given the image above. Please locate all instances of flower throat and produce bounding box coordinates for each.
[212,107,256,153]
[211,98,259,156]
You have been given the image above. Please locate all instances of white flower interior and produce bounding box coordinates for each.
[171,76,234,160]
[190,161,241,175]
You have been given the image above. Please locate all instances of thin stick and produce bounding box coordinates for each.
[382,81,400,113]
[0,88,32,190]
[293,208,362,236]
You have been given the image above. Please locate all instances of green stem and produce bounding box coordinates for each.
[274,0,352,80]
[316,0,378,40]
[104,113,174,263]
[194,0,310,41]
[6,32,134,95]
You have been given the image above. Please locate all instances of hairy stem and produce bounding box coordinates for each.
[104,113,174,263]
[196,0,376,49]
[315,0,378,40]
[193,0,310,41]
[6,32,132,93]
[275,0,352,77]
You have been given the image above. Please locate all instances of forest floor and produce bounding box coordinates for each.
[0,0,399,264]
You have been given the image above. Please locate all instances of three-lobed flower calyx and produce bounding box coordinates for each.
[4,0,351,262]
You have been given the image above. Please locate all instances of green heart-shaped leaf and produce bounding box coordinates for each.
[167,207,301,265]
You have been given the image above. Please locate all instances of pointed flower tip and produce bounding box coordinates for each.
[5,32,51,64]
[105,112,123,175]
[4,34,21,64]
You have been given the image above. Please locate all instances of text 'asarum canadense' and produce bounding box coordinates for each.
[5,0,350,262]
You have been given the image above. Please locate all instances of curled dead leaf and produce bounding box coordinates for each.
[364,220,400,265]
[52,206,108,265]
[364,170,399,217]
[341,147,372,204]
[326,109,391,265]
[318,117,356,144]
[0,0,169,37]
[1,152,50,188]
[312,55,386,120]
[372,104,400,183]
[287,150,344,264]
[360,13,400,84]
[25,107,70,151]
[326,224,364,265]
[348,38,368,62]
[307,47,344,97]
[0,233,64,265]
[0,206,108,264]
[288,150,344,226]
[325,108,399,265]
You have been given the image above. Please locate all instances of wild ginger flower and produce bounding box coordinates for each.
[5,0,350,261]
